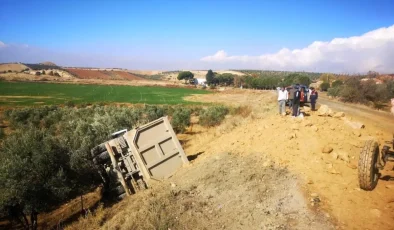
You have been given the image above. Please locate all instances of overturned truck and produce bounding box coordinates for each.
[91,117,189,199]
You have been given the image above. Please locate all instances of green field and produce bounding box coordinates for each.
[0,81,210,106]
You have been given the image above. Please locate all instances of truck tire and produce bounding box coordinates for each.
[91,143,107,157]
[113,185,126,196]
[358,140,380,191]
[92,151,111,165]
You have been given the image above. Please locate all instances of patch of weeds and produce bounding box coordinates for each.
[199,106,229,127]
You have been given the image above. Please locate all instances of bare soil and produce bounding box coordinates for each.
[182,89,394,230]
[5,89,394,230]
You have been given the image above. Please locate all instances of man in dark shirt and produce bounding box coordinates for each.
[293,87,301,117]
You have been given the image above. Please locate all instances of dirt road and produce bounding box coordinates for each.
[318,93,394,134]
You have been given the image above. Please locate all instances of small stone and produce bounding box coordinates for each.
[370,209,381,218]
[171,183,176,188]
[347,163,357,169]
[330,125,336,130]
[262,160,271,167]
[322,146,334,154]
[318,105,334,116]
[312,126,319,132]
[333,112,345,118]
[326,163,333,169]
[344,118,365,129]
[307,180,314,184]
[353,130,362,137]
[332,152,339,160]
[325,213,330,218]
[303,106,311,112]
[310,193,319,198]
[337,151,350,163]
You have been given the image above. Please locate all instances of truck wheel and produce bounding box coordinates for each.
[358,140,380,191]
[113,185,126,196]
[91,143,107,157]
[93,151,110,165]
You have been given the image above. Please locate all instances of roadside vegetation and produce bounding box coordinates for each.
[0,103,234,228]
[324,76,394,108]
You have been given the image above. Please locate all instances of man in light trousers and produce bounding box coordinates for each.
[277,87,288,116]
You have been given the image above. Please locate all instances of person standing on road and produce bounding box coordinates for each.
[277,87,288,116]
[293,87,301,117]
[309,87,318,111]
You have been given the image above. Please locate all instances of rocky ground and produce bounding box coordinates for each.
[55,89,394,229]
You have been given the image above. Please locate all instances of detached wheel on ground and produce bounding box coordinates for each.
[358,140,380,191]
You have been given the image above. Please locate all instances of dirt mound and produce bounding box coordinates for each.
[183,90,394,230]
[68,152,332,230]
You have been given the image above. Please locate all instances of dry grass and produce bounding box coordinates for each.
[70,184,207,230]
[65,204,107,230]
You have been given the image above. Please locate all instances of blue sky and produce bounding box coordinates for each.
[1,0,394,72]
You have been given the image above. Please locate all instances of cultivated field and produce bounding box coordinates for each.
[0,81,209,106]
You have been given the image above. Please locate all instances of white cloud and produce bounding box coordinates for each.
[0,41,6,48]
[200,25,394,73]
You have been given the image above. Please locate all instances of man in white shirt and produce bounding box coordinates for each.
[277,87,288,116]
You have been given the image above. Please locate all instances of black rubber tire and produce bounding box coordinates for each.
[92,151,111,165]
[112,185,126,196]
[358,140,380,191]
[91,143,107,157]
[116,193,126,201]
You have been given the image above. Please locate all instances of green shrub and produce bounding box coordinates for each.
[320,82,330,91]
[327,86,343,97]
[171,108,191,133]
[65,101,75,107]
[145,105,164,122]
[331,80,343,88]
[199,106,229,127]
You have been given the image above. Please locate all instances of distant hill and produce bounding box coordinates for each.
[65,68,146,81]
[24,63,63,70]
[40,61,57,66]
[0,63,29,72]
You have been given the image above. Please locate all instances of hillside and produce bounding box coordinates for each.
[0,63,29,72]
[65,68,146,81]
[39,61,57,66]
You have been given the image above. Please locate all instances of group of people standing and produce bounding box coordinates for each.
[277,86,318,116]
